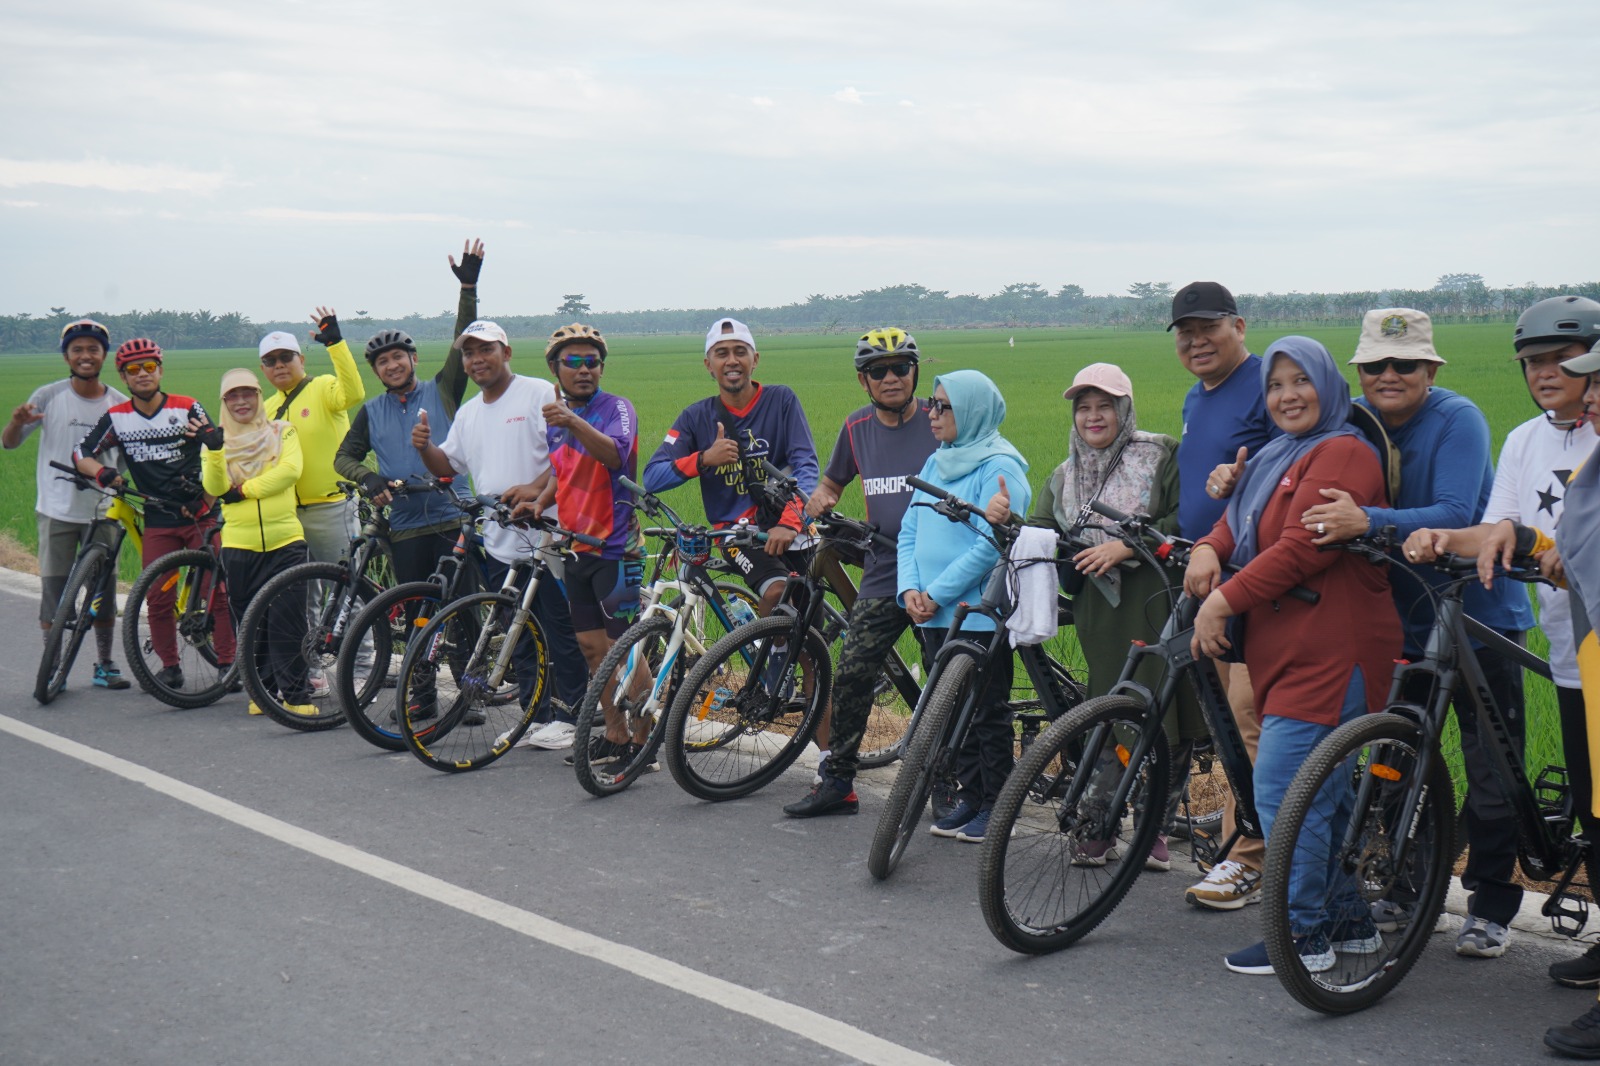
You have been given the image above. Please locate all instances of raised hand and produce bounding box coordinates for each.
[1205,446,1248,501]
[700,422,740,467]
[450,239,485,286]
[309,306,342,346]
[10,402,42,427]
[984,473,1012,527]
[411,408,431,450]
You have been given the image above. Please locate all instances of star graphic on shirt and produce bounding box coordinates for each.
[1537,486,1561,516]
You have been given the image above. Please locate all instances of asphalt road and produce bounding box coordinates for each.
[0,568,1590,1066]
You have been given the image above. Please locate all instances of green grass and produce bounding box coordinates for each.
[0,323,1559,784]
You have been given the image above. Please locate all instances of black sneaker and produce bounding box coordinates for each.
[1552,944,1600,989]
[564,737,628,767]
[1546,1003,1600,1059]
[783,778,859,818]
[932,775,959,822]
[154,664,185,689]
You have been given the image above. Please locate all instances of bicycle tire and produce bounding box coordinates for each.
[122,548,236,709]
[238,561,374,732]
[867,655,972,881]
[1262,712,1454,1014]
[976,694,1169,952]
[397,591,547,772]
[35,542,114,704]
[336,581,443,751]
[573,614,680,796]
[663,613,831,801]
[856,649,922,770]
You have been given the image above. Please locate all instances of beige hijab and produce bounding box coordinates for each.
[218,368,283,484]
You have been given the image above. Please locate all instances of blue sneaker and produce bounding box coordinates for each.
[94,661,130,690]
[1328,916,1382,954]
[955,808,991,843]
[1224,933,1334,975]
[930,799,979,838]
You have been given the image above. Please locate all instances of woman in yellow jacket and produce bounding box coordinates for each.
[200,367,313,715]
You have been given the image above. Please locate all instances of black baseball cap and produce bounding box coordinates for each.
[1167,281,1239,330]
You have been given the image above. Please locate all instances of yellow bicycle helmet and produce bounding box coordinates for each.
[545,323,608,361]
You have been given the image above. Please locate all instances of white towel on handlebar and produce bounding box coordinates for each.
[1006,526,1060,648]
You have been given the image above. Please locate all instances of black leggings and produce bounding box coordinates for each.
[224,542,311,704]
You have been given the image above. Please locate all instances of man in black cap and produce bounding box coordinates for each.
[1167,281,1279,911]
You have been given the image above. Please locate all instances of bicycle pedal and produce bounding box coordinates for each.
[1546,894,1590,938]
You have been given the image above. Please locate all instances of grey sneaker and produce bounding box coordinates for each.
[1456,915,1511,958]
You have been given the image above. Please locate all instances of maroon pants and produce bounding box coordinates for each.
[142,522,237,668]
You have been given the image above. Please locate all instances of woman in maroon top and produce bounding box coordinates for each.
[1183,335,1402,976]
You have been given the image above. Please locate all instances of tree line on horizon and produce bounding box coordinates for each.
[2,274,1592,353]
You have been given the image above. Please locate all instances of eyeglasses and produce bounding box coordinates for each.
[121,360,161,376]
[1357,358,1423,377]
[928,398,953,416]
[260,351,300,368]
[559,354,603,370]
[864,361,915,381]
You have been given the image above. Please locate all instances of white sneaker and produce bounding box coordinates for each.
[1184,858,1262,910]
[522,720,576,750]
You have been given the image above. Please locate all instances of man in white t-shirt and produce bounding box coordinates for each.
[412,319,588,749]
[1,318,132,689]
[1496,297,1600,982]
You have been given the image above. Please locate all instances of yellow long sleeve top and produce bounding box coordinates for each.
[267,339,366,505]
[201,426,306,552]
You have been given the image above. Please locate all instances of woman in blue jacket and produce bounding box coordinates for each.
[898,370,1031,843]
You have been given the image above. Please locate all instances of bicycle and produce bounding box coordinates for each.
[568,480,769,796]
[334,480,491,751]
[867,475,1090,882]
[122,518,238,709]
[1262,537,1571,1013]
[234,483,397,730]
[660,466,901,801]
[394,503,603,773]
[973,498,1318,950]
[34,460,156,704]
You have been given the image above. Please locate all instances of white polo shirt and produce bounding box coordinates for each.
[438,374,556,564]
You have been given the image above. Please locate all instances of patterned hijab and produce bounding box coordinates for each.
[218,368,283,485]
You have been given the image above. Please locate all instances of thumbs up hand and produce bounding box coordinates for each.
[411,408,432,450]
[984,473,1014,527]
[1205,446,1248,501]
[700,421,740,467]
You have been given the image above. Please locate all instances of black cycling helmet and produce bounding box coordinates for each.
[854,327,919,371]
[365,328,417,364]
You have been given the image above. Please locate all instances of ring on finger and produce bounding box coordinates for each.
[1316,521,1326,535]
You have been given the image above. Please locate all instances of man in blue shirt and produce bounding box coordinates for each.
[1303,307,1535,959]
[1170,281,1278,911]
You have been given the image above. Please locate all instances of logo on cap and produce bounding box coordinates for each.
[1184,290,1201,307]
[1381,315,1408,338]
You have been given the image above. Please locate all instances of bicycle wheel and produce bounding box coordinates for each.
[35,543,114,705]
[238,561,374,732]
[1262,712,1454,1014]
[977,694,1170,953]
[867,654,973,882]
[397,592,547,772]
[1169,740,1228,869]
[573,614,680,796]
[664,613,831,801]
[336,581,442,751]
[856,642,923,769]
[122,549,236,709]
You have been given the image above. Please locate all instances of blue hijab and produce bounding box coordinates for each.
[931,370,1029,480]
[1223,336,1370,565]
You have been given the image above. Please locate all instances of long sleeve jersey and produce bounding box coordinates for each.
[201,426,305,552]
[267,339,365,505]
[642,383,818,529]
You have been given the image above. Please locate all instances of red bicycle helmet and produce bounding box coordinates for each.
[114,337,163,369]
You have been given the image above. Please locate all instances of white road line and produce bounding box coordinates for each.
[0,713,954,1066]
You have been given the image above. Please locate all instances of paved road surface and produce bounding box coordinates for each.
[0,570,1588,1065]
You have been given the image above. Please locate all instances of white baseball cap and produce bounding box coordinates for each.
[704,317,756,354]
[258,331,301,358]
[458,319,509,346]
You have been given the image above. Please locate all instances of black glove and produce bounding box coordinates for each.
[221,487,245,504]
[451,249,483,287]
[195,422,225,450]
[95,466,119,488]
[313,314,342,346]
[359,472,389,498]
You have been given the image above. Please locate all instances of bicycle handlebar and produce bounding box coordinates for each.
[50,459,193,515]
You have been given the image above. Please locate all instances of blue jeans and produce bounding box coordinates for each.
[1255,668,1368,937]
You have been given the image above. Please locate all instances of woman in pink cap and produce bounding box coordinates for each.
[986,361,1199,870]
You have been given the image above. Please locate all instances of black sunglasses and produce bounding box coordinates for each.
[928,398,953,416]
[1357,358,1423,377]
[863,361,915,381]
[260,351,300,368]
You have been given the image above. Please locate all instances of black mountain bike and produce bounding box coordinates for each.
[867,476,1090,882]
[974,499,1317,951]
[1262,537,1572,1013]
[123,515,237,709]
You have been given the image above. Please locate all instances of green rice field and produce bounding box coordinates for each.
[0,322,1562,790]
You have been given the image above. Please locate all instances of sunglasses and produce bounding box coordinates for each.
[864,361,915,381]
[558,354,604,370]
[1357,358,1423,377]
[928,398,953,416]
[121,360,161,376]
[260,351,300,368]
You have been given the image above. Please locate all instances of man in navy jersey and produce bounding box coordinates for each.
[643,318,819,613]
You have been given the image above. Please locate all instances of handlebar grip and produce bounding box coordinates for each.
[906,475,945,499]
[759,459,788,482]
[1088,500,1131,524]
[49,460,82,476]
[619,476,646,496]
[869,530,897,551]
[1286,585,1321,605]
[571,531,605,549]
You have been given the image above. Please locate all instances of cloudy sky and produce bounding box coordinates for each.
[3,0,1597,320]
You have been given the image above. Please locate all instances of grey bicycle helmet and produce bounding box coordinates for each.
[365,329,417,363]
[854,327,920,371]
[1512,296,1600,357]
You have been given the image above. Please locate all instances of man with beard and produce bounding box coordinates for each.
[3,318,130,688]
